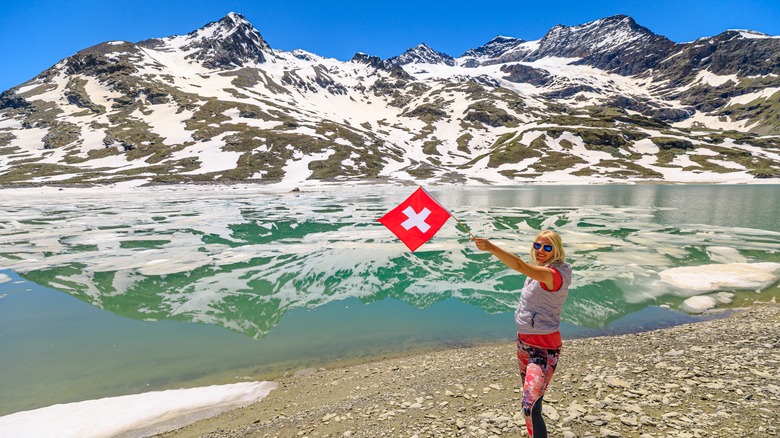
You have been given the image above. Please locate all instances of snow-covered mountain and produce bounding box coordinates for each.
[530,15,675,75]
[387,43,457,67]
[1,12,779,186]
[459,36,537,67]
[137,12,274,69]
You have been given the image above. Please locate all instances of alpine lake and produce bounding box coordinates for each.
[1,183,779,416]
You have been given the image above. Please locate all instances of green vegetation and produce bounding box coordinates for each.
[464,101,518,128]
[456,133,473,153]
[422,139,442,156]
[105,115,168,162]
[405,162,437,179]
[720,92,780,135]
[533,151,588,173]
[315,121,366,146]
[64,78,105,114]
[693,144,777,175]
[0,163,78,183]
[0,132,15,147]
[559,139,574,150]
[487,138,542,168]
[42,121,81,149]
[578,129,627,148]
[651,136,699,166]
[651,137,694,150]
[401,103,448,123]
[571,159,663,179]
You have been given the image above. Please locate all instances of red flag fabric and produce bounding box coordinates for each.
[378,187,452,252]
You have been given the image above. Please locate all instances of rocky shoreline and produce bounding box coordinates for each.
[157,304,779,438]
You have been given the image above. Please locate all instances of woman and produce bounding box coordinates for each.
[473,230,572,438]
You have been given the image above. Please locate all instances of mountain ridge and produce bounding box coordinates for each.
[1,12,779,186]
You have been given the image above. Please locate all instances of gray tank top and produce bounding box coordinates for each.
[514,262,572,334]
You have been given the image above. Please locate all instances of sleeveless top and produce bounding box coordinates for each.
[514,262,572,335]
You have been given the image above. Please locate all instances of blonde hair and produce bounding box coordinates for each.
[529,230,566,266]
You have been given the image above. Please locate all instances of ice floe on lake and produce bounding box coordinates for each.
[659,262,780,313]
[680,292,735,314]
[658,262,780,294]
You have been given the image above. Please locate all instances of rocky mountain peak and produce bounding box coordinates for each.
[150,12,273,69]
[656,28,780,81]
[532,14,675,75]
[536,15,659,57]
[351,52,387,69]
[459,35,534,67]
[462,35,525,56]
[708,29,777,44]
[386,43,456,67]
[221,11,251,27]
[722,29,772,39]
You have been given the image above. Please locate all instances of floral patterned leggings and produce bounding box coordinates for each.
[517,337,560,438]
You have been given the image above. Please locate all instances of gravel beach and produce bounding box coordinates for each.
[157,304,780,438]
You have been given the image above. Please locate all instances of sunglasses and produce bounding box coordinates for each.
[533,242,554,253]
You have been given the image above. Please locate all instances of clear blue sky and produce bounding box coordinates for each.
[1,0,779,92]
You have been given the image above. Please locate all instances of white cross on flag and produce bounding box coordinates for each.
[378,187,452,252]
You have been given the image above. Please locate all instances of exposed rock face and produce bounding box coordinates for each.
[64,42,140,77]
[386,43,456,67]
[460,36,534,67]
[351,53,387,70]
[0,90,31,110]
[140,12,273,69]
[530,15,676,75]
[607,96,696,122]
[653,30,780,86]
[501,64,553,86]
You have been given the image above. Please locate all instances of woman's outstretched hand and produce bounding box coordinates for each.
[472,237,492,252]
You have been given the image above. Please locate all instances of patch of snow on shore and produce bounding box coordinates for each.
[0,382,277,438]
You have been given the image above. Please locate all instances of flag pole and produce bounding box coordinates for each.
[419,186,476,239]
[451,214,476,239]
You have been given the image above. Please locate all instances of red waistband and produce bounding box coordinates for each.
[518,331,562,349]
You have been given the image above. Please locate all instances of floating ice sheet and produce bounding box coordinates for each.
[681,292,734,314]
[659,262,780,295]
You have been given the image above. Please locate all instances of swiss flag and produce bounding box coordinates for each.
[378,187,452,252]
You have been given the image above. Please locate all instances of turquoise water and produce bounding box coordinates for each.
[1,184,779,416]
